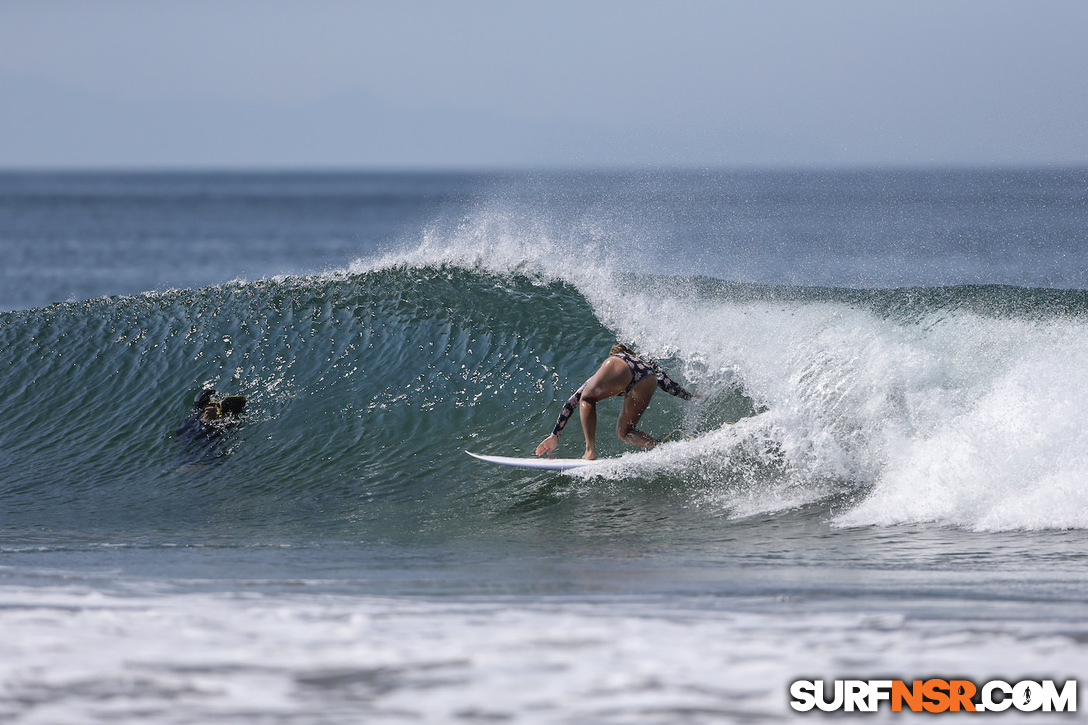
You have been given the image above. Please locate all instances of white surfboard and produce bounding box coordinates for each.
[466,450,602,471]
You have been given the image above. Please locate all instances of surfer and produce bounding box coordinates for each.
[175,388,247,468]
[535,344,695,460]
[176,388,223,441]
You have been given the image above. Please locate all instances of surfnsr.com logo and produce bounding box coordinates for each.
[790,679,1077,713]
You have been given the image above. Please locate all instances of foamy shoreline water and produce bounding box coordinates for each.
[2,583,1084,724]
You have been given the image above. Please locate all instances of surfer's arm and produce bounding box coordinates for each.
[551,384,585,437]
[536,384,585,455]
[656,373,693,400]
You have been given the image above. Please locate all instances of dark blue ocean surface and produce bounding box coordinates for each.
[1,170,1086,723]
[2,169,1086,312]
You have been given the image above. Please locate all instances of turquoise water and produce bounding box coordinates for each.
[1,171,1086,723]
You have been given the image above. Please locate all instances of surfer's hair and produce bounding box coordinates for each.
[611,342,665,374]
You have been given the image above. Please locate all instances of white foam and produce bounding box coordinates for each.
[838,335,1088,531]
[626,290,1088,531]
[2,586,1085,723]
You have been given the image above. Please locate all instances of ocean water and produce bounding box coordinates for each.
[1,170,1087,723]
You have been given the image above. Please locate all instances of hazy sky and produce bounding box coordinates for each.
[2,0,1086,169]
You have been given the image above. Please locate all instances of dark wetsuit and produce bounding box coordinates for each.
[175,405,244,467]
[550,353,692,437]
[176,412,220,442]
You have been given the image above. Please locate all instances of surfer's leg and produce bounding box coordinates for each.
[616,376,657,449]
[579,397,598,460]
[577,357,635,460]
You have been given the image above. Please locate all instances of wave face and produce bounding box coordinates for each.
[3,229,1088,536]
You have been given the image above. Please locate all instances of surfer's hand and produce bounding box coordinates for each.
[535,434,558,456]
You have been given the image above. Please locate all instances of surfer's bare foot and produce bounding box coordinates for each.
[582,450,595,460]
